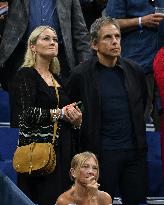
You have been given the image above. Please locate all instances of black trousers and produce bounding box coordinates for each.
[99,149,148,205]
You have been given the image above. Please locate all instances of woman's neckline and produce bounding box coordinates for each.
[32,67,61,88]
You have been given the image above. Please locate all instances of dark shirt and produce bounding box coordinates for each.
[79,0,103,29]
[27,0,62,42]
[98,63,135,150]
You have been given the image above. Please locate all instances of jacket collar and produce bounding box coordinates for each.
[92,55,123,71]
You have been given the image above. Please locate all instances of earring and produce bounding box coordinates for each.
[33,51,37,65]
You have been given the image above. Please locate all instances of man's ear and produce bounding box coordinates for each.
[91,41,98,51]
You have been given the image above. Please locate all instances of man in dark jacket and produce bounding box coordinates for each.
[0,0,91,90]
[67,16,148,205]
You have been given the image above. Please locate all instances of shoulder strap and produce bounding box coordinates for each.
[52,75,60,144]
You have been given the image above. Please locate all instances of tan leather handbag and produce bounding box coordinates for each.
[13,142,56,175]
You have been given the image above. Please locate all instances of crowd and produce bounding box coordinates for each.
[0,1,164,205]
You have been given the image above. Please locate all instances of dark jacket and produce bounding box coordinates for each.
[0,0,91,69]
[67,57,148,155]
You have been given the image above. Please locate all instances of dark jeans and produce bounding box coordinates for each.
[145,73,154,120]
[99,149,148,205]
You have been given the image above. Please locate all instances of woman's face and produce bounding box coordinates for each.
[31,28,58,60]
[75,157,99,186]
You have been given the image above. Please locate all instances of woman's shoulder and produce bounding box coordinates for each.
[15,67,39,82]
[17,66,36,75]
[98,190,112,205]
[56,189,73,205]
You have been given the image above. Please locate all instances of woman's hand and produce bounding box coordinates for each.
[85,176,100,198]
[63,103,82,127]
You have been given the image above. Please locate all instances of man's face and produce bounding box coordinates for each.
[93,23,121,60]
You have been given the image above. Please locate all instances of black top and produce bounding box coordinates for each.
[98,62,135,150]
[10,67,77,204]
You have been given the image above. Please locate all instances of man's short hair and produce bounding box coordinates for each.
[90,16,120,43]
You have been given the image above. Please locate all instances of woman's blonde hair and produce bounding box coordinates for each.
[71,151,99,181]
[22,25,60,75]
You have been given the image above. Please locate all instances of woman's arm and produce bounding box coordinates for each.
[11,69,51,127]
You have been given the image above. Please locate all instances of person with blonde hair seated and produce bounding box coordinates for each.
[56,151,112,205]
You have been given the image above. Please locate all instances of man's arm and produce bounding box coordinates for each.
[117,13,164,32]
[106,0,164,32]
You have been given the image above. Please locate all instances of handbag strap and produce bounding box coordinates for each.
[51,75,59,144]
[29,142,35,174]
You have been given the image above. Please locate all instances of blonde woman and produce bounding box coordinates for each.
[56,152,112,205]
[11,26,82,205]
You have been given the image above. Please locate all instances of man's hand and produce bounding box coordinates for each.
[0,1,8,20]
[141,13,164,28]
[0,1,8,7]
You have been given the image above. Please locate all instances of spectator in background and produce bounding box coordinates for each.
[106,0,164,126]
[67,16,148,205]
[80,0,107,29]
[153,47,164,181]
[0,0,91,91]
[56,152,112,205]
